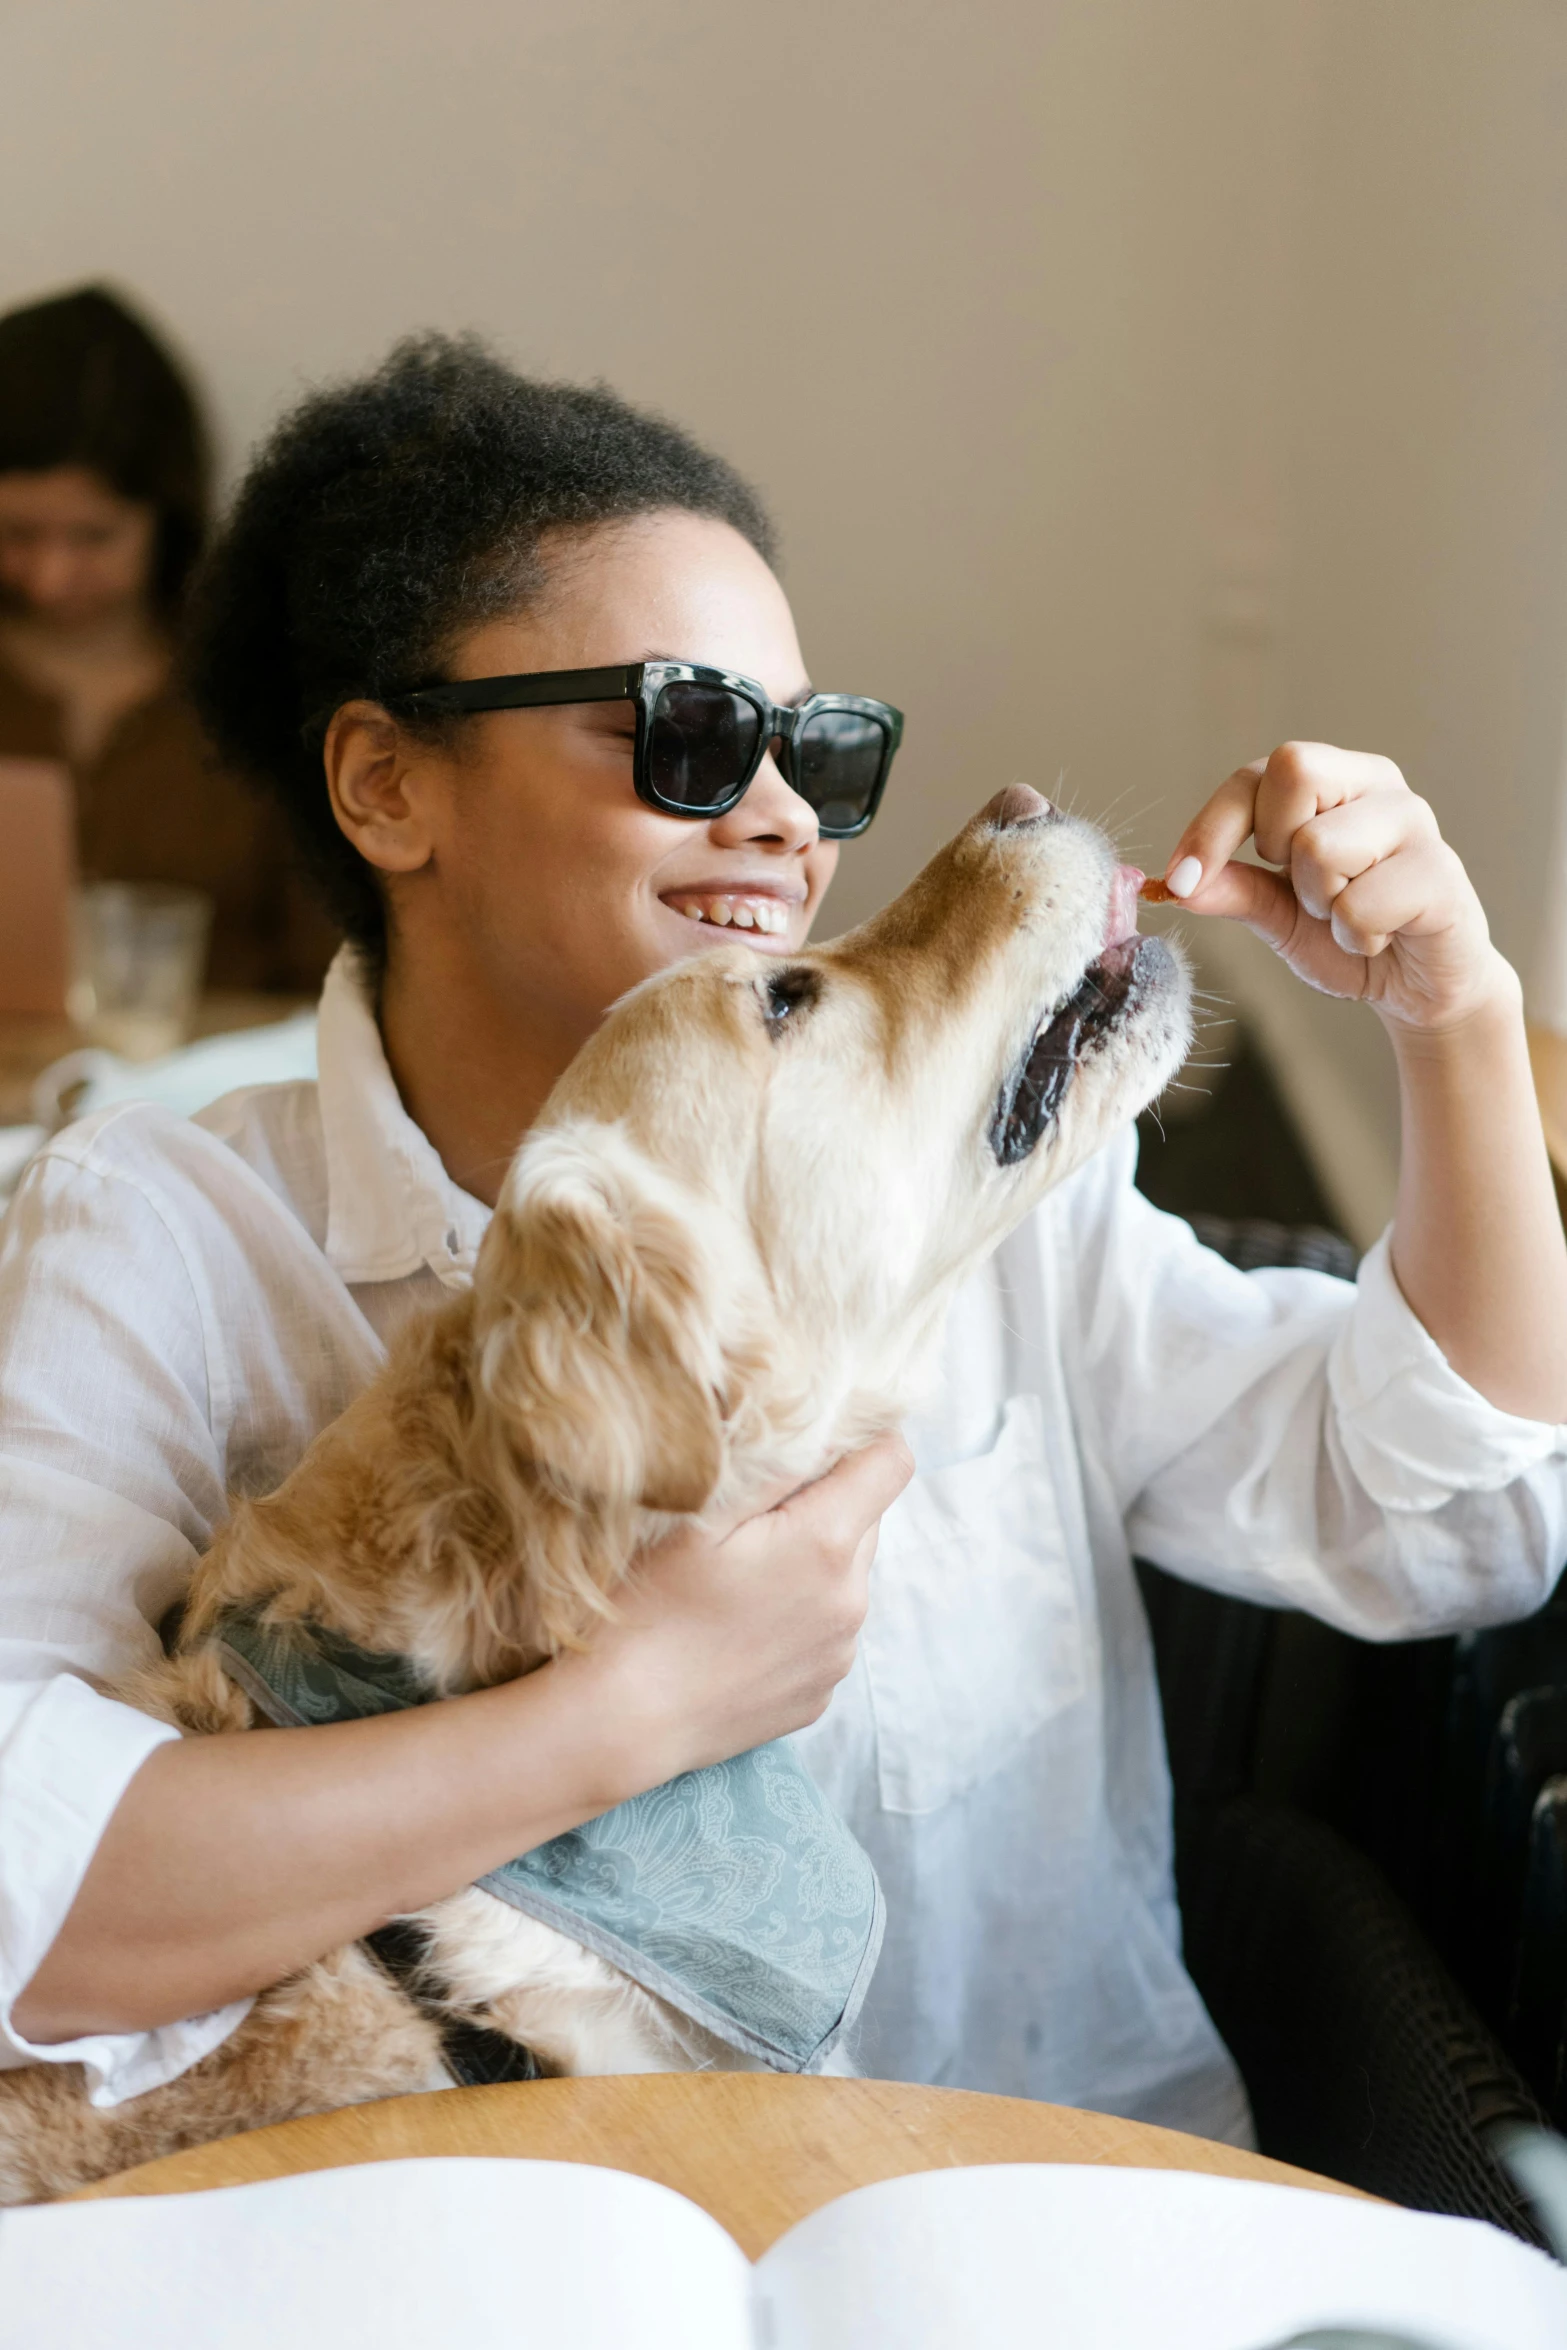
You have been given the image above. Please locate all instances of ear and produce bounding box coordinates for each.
[323,700,438,878]
[473,1134,725,1517]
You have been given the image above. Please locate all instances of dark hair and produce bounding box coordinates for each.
[185,333,777,964]
[0,284,210,615]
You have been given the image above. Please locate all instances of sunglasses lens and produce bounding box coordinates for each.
[794,709,890,834]
[647,682,763,811]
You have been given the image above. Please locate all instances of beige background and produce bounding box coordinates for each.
[5,0,1567,1241]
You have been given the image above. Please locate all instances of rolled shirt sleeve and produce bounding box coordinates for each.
[0,1673,248,2103]
[1062,1131,1567,1637]
[1329,1230,1567,1508]
[0,1132,252,2105]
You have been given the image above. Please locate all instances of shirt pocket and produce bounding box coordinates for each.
[862,1391,1087,1815]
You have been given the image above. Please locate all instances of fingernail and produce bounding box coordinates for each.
[1166,855,1203,900]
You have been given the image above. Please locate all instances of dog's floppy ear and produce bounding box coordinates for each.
[473,1130,725,1517]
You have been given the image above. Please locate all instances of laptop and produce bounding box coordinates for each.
[0,757,74,1016]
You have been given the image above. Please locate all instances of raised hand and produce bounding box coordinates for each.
[1158,742,1511,1034]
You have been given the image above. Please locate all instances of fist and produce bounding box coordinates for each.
[1158,742,1512,1033]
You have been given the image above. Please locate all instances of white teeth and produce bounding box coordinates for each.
[668,895,793,934]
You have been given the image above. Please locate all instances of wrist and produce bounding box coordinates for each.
[528,1640,684,1816]
[1381,951,1524,1068]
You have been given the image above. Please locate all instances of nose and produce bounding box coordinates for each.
[709,744,820,857]
[985,785,1055,830]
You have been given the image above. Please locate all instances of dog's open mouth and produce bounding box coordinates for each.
[988,936,1156,1166]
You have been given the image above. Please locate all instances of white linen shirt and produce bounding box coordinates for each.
[3,950,1566,2139]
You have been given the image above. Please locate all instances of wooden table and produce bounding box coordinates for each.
[0,991,310,1127]
[75,2074,1362,2256]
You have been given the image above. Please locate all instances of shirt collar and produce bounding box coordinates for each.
[317,946,491,1288]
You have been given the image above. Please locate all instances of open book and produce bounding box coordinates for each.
[2,2156,1563,2349]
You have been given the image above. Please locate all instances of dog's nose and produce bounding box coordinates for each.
[985,785,1055,830]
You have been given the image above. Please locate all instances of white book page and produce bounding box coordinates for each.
[0,2157,752,2350]
[754,2164,1567,2350]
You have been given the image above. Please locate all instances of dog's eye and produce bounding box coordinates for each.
[763,967,820,1027]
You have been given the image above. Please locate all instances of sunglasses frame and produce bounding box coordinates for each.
[395,661,903,839]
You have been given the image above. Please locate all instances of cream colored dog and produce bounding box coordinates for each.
[0,785,1190,2200]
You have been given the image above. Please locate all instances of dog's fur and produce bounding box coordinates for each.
[0,791,1190,2200]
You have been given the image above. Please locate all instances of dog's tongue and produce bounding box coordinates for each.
[1105,865,1145,952]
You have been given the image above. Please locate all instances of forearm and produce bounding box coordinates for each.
[14,1653,634,2045]
[13,1432,906,2048]
[1389,960,1567,1421]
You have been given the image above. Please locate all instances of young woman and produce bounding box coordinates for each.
[2,338,1563,2147]
[0,285,335,989]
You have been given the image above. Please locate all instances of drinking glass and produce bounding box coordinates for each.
[68,882,214,1061]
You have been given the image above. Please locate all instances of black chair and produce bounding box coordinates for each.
[1137,1214,1550,2245]
[1514,1778,1567,2122]
[1176,1794,1546,2240]
[1425,1600,1567,2036]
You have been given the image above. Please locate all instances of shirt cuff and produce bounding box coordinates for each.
[0,1672,250,2107]
[1328,1228,1567,1511]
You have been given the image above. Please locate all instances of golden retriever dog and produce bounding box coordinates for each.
[0,785,1191,2200]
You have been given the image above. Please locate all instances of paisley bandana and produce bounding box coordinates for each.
[217,1608,884,2072]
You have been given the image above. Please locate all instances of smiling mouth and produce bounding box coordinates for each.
[988,936,1156,1166]
[663,893,795,938]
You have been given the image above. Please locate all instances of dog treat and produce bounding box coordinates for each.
[1138,876,1177,904]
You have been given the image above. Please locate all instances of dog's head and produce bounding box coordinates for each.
[472,788,1189,1626]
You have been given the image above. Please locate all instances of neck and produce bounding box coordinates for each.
[378,934,588,1209]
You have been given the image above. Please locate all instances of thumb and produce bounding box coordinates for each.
[774,1431,915,1545]
[1173,858,1301,951]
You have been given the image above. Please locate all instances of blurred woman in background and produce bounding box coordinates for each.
[0,285,335,991]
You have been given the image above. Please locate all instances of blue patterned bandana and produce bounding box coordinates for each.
[217,1609,884,2072]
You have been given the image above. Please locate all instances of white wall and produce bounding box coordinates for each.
[1257,1,1567,1236]
[5,0,1567,1244]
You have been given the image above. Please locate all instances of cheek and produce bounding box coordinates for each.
[444,764,681,955]
[101,516,159,600]
[108,541,153,596]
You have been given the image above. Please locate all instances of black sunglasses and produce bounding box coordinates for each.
[395,661,903,839]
